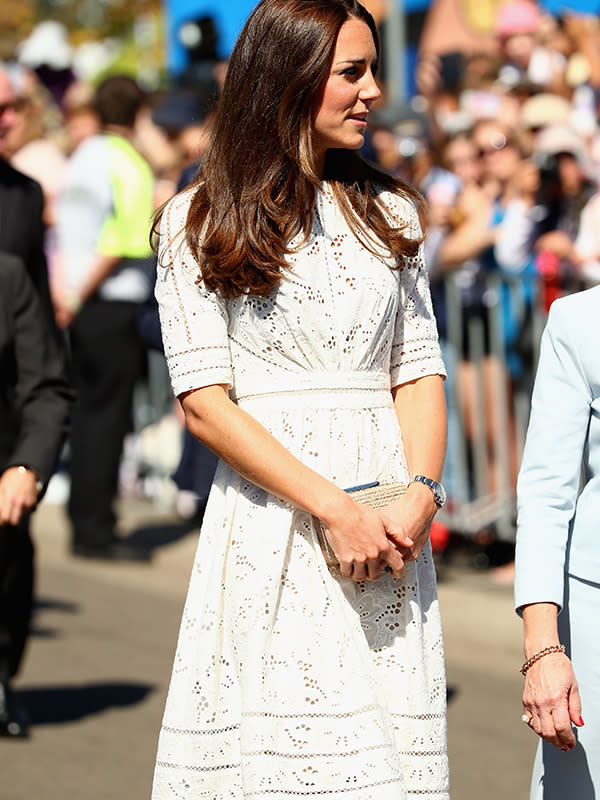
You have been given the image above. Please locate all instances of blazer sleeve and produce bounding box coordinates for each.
[514,298,592,613]
[4,254,73,488]
[24,178,57,334]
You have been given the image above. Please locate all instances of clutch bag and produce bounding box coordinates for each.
[313,481,407,574]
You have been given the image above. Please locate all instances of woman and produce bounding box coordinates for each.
[515,287,599,799]
[152,1,449,797]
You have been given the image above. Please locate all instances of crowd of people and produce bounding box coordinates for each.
[2,1,600,554]
[0,33,222,739]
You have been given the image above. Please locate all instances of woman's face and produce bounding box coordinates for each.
[312,18,381,164]
[444,136,481,186]
[557,152,583,195]
[474,123,520,185]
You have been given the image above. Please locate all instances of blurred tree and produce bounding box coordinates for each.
[35,0,162,39]
[0,0,34,57]
[0,0,164,84]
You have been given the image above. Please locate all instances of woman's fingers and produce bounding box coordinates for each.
[379,502,433,562]
[365,558,383,581]
[350,562,368,582]
[540,706,575,750]
[337,546,404,583]
[522,656,580,750]
[524,705,573,751]
[323,503,409,581]
[568,683,583,728]
[379,513,414,550]
[385,543,406,576]
[552,706,577,750]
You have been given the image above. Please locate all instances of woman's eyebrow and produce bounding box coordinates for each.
[334,57,376,67]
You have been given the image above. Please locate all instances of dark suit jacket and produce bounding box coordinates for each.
[0,158,55,329]
[0,251,72,489]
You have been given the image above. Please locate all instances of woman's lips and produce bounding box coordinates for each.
[348,115,368,127]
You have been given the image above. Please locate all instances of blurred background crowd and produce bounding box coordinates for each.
[3,0,600,578]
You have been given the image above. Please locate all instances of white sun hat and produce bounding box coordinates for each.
[17,21,73,71]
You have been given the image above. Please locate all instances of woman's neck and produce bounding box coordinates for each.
[315,149,326,181]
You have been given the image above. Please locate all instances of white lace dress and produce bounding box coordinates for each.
[152,184,450,800]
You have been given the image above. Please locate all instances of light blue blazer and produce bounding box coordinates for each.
[515,285,600,612]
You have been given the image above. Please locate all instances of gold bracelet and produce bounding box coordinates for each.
[520,644,566,676]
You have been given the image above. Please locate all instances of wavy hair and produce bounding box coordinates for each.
[157,0,425,298]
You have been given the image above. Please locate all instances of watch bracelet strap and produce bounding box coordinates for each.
[410,474,443,504]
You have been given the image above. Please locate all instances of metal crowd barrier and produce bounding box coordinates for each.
[135,270,557,540]
[436,271,548,541]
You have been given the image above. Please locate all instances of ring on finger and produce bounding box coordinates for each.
[521,713,532,725]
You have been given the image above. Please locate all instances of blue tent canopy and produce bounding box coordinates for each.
[163,0,600,77]
[164,0,251,73]
[543,0,600,11]
[163,0,433,74]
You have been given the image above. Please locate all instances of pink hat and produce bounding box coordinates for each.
[496,1,541,37]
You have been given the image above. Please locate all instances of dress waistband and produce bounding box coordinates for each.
[233,370,393,410]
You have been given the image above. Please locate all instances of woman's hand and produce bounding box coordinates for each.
[536,231,578,263]
[320,497,409,582]
[379,482,438,562]
[522,653,583,751]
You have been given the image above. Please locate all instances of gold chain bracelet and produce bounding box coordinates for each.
[520,644,566,676]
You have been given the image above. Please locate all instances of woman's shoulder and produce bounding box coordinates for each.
[374,186,421,235]
[157,186,200,272]
[546,287,600,360]
[549,286,600,323]
[161,185,197,233]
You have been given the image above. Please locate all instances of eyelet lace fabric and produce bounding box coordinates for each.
[152,184,449,799]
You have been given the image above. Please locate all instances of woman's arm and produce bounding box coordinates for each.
[181,384,408,582]
[382,374,447,561]
[521,602,583,751]
[516,296,591,749]
[437,186,496,269]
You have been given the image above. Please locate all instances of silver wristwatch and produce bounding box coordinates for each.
[410,475,446,508]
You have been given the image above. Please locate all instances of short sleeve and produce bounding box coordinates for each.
[383,193,446,388]
[155,191,233,397]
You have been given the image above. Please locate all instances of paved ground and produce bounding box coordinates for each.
[1,498,536,800]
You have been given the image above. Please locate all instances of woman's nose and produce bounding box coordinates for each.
[360,72,382,103]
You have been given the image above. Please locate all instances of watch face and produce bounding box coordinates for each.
[435,482,447,506]
[412,475,446,506]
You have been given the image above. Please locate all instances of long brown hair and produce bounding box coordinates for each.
[158,0,425,299]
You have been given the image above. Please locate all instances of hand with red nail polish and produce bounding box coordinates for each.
[521,605,583,752]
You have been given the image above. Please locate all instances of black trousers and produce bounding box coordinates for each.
[68,299,144,548]
[0,517,34,680]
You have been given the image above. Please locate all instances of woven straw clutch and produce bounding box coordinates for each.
[313,481,407,574]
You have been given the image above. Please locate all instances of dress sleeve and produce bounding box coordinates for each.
[155,191,233,398]
[514,298,592,613]
[385,194,446,389]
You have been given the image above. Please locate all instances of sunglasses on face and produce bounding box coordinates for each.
[0,98,28,116]
[478,133,515,158]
